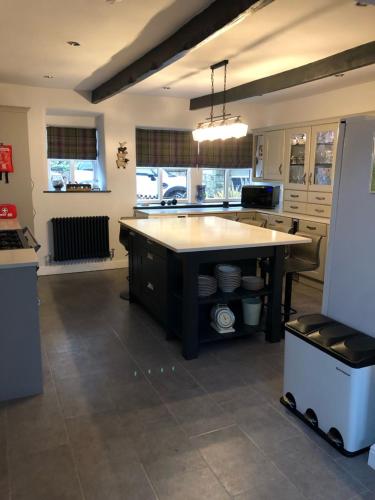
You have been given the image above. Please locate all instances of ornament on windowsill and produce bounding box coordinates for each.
[116,141,129,169]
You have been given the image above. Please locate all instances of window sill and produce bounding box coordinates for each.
[43,190,112,193]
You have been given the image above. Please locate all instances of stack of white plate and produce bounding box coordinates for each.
[198,275,217,297]
[241,275,264,291]
[215,264,242,293]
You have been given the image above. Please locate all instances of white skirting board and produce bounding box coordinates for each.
[37,258,128,276]
[368,445,375,470]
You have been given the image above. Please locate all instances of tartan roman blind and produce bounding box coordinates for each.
[47,127,98,160]
[136,128,198,167]
[198,134,253,168]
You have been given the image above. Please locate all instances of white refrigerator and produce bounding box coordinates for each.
[323,115,375,338]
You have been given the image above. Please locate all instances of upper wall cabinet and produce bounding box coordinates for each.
[309,123,338,192]
[284,127,311,191]
[263,130,284,181]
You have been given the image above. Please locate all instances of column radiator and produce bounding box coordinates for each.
[51,216,110,261]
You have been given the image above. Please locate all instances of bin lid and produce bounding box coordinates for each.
[331,334,375,367]
[286,314,335,335]
[308,323,358,347]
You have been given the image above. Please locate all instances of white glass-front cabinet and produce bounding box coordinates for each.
[308,123,337,192]
[284,127,311,191]
[263,130,284,181]
[252,134,264,181]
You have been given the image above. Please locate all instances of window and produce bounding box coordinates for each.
[202,168,251,200]
[48,159,100,190]
[46,126,103,191]
[136,167,189,202]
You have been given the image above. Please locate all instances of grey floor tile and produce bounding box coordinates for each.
[10,445,82,500]
[167,393,235,437]
[192,425,284,496]
[146,365,203,403]
[6,392,67,460]
[335,453,375,492]
[55,373,116,418]
[108,377,165,415]
[234,476,306,500]
[269,435,369,500]
[232,402,302,455]
[151,466,231,500]
[66,413,154,500]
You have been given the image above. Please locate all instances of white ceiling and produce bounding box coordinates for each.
[0,0,374,103]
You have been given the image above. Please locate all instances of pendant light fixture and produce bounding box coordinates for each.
[192,60,248,142]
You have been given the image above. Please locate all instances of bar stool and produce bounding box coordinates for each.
[283,231,323,322]
[240,218,267,228]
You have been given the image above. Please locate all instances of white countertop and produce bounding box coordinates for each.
[134,206,330,225]
[0,218,39,269]
[119,217,310,253]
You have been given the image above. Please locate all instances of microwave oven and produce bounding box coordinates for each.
[241,185,280,209]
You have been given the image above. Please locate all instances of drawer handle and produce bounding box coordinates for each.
[290,206,298,209]
[177,215,186,218]
[147,252,154,261]
[146,239,153,245]
[306,225,317,231]
[275,219,284,224]
[315,196,325,201]
[129,231,135,236]
[147,282,154,291]
[315,209,324,213]
[279,163,282,175]
[303,173,306,184]
[290,194,299,198]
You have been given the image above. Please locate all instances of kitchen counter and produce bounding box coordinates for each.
[0,218,38,269]
[134,206,330,225]
[119,217,309,358]
[120,216,310,253]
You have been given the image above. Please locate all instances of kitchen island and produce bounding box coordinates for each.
[119,217,309,359]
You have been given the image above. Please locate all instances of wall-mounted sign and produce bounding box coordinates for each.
[117,141,129,169]
[0,144,14,183]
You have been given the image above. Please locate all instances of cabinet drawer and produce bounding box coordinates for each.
[284,190,308,202]
[299,220,327,236]
[144,237,167,258]
[237,212,256,220]
[306,203,331,218]
[307,192,332,205]
[283,201,307,214]
[267,214,292,226]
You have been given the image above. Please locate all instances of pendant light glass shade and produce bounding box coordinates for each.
[193,117,248,142]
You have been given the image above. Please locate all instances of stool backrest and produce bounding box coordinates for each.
[245,219,267,228]
[290,231,323,267]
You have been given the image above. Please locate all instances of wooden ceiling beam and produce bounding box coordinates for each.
[91,0,262,104]
[189,41,375,110]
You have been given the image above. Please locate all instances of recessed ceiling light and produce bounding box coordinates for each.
[105,0,123,3]
[162,86,171,90]
[43,74,54,79]
[67,40,80,47]
[334,73,345,78]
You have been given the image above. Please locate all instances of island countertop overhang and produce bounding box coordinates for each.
[119,217,311,253]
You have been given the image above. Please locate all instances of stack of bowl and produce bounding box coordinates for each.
[241,275,264,291]
[215,264,242,293]
[198,275,217,297]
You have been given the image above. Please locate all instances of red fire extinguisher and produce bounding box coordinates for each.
[0,144,14,183]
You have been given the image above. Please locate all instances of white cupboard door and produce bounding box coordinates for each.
[263,130,284,180]
[308,123,338,192]
[252,134,264,181]
[284,127,311,191]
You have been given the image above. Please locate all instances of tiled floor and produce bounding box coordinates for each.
[1,270,374,500]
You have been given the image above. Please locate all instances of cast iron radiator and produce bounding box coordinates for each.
[51,216,110,261]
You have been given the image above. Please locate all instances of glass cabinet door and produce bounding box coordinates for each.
[284,127,310,190]
[309,123,338,192]
[252,134,264,181]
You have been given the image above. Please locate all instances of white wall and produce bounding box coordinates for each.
[0,83,203,274]
[1,78,374,275]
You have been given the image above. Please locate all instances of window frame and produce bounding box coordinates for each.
[200,168,252,202]
[48,158,101,191]
[136,167,191,204]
